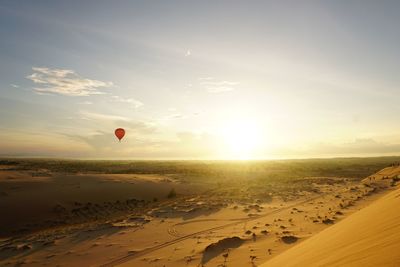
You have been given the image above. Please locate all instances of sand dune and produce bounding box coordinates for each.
[261,186,400,267]
[0,171,195,237]
[363,165,400,184]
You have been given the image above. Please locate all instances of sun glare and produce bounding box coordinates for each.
[220,119,263,159]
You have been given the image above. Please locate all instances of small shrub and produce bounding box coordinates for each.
[167,188,176,198]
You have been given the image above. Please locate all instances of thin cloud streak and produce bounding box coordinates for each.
[79,111,130,122]
[110,95,143,108]
[199,77,238,93]
[27,67,113,96]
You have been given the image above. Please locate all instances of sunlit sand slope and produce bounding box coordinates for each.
[362,165,400,182]
[262,186,400,267]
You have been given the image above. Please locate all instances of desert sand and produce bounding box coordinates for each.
[262,168,400,267]
[0,159,399,267]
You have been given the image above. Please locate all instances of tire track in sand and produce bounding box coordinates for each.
[100,194,322,267]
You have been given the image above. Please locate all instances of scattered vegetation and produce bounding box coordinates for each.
[167,188,177,199]
[1,157,398,179]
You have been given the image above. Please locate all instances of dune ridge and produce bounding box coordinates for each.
[261,185,400,267]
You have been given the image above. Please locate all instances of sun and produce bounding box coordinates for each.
[219,119,263,159]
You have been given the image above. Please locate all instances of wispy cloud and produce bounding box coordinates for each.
[78,101,93,105]
[10,84,19,88]
[80,111,130,121]
[110,95,143,108]
[27,67,113,96]
[280,138,400,158]
[199,77,238,93]
[165,113,186,120]
[78,111,155,133]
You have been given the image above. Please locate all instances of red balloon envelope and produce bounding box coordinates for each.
[115,128,125,141]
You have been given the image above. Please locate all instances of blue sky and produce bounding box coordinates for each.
[1,1,400,159]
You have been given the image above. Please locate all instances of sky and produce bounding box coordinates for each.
[1,0,400,159]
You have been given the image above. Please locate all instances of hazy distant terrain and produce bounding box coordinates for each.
[4,157,399,177]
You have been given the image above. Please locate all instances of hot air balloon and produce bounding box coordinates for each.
[115,128,125,142]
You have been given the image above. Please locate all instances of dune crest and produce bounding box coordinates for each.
[261,186,400,267]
